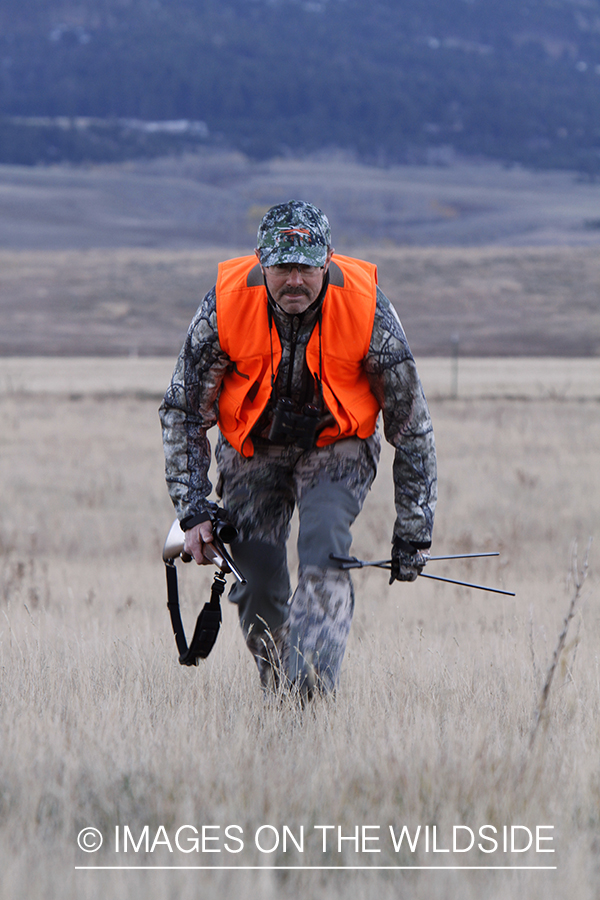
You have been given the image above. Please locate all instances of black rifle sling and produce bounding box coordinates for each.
[165,560,189,660]
[165,560,224,665]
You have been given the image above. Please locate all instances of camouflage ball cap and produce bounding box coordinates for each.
[257,200,331,268]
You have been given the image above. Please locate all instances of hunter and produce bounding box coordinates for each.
[159,200,437,696]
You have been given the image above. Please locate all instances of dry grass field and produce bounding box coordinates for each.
[2,156,600,360]
[0,359,598,900]
[2,244,600,357]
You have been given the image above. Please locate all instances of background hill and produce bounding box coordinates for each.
[1,155,600,357]
[1,0,600,173]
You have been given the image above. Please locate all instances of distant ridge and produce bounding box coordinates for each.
[1,0,600,174]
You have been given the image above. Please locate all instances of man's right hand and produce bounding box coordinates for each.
[184,520,215,565]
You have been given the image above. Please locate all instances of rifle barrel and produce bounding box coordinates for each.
[211,536,247,584]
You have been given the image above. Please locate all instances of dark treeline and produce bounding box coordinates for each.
[1,0,600,173]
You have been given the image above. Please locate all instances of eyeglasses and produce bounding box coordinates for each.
[268,263,323,277]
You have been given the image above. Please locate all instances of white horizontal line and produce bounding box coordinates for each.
[75,865,557,871]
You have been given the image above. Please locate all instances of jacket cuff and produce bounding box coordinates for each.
[393,535,432,552]
[180,510,212,531]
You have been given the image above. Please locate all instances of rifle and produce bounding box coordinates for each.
[162,512,246,666]
[329,551,515,596]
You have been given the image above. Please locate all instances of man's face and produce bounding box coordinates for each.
[256,248,334,315]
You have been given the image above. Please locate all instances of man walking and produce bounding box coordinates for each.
[160,200,436,697]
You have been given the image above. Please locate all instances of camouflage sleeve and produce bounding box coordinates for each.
[363,287,437,547]
[158,286,231,521]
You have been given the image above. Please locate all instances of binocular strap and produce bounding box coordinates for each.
[165,560,224,665]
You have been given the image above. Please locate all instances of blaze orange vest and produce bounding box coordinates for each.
[216,254,380,456]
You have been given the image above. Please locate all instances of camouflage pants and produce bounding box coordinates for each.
[215,430,381,695]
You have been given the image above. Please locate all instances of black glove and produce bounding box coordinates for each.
[389,537,428,584]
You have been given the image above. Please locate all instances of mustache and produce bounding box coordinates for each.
[278,286,310,296]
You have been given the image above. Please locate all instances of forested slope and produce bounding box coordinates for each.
[1,0,600,172]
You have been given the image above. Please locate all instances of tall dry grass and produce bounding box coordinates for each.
[0,366,598,899]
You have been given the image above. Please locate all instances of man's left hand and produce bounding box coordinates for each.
[389,538,430,584]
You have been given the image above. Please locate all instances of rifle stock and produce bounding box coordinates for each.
[162,514,246,665]
[162,518,246,584]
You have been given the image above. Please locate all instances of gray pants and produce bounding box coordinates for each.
[215,431,381,694]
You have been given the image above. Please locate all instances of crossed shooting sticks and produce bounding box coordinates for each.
[329,552,515,596]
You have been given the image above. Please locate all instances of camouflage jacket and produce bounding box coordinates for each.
[159,278,437,547]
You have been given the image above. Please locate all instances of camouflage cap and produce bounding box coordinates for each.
[256,200,331,268]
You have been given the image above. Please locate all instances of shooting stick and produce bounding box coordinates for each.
[329,552,515,597]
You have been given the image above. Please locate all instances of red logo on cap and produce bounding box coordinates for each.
[279,228,312,238]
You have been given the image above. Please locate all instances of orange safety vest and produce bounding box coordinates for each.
[216,254,381,456]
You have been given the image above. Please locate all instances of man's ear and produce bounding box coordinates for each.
[323,247,334,272]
